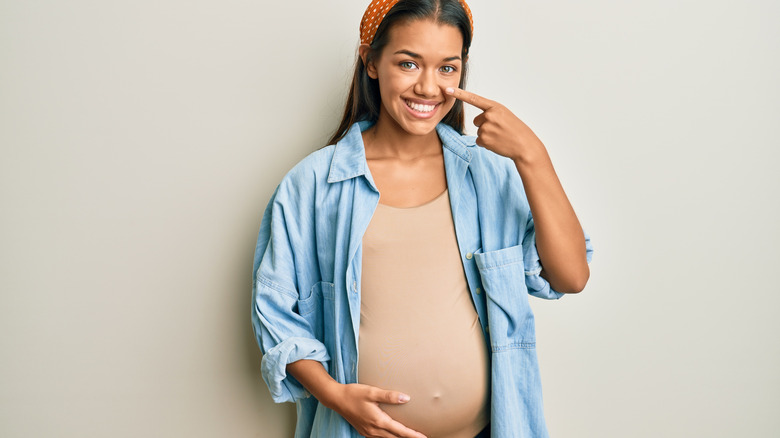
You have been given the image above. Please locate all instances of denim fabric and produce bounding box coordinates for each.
[251,121,593,437]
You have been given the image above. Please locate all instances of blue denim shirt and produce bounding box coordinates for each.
[251,121,593,437]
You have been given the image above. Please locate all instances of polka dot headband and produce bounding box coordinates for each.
[360,0,474,46]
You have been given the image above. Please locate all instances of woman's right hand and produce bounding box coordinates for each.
[327,383,427,438]
[285,360,426,437]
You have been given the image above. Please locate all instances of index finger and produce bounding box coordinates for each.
[446,87,496,111]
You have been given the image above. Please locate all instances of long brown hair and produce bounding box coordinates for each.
[327,0,473,145]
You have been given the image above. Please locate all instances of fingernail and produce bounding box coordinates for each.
[445,87,455,94]
[399,394,410,403]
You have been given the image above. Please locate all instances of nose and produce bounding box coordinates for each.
[414,68,439,98]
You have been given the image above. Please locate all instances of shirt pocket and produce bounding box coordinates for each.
[474,244,536,350]
[297,281,335,343]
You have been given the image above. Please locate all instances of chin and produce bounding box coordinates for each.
[400,121,440,136]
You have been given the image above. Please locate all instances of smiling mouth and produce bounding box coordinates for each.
[404,99,440,113]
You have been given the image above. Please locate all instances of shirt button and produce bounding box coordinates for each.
[466,252,473,260]
[352,281,357,292]
[476,287,482,295]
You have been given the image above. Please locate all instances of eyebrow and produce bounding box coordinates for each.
[393,49,461,62]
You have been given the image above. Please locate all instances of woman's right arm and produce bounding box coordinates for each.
[287,360,427,438]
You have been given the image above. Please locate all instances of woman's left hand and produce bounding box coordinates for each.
[446,87,590,294]
[446,87,546,164]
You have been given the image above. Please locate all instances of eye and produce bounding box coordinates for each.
[400,61,418,70]
[440,65,458,74]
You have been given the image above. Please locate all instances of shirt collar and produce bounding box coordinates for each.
[436,122,475,163]
[327,121,374,184]
[327,121,474,185]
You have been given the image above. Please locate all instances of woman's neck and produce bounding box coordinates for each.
[363,114,442,160]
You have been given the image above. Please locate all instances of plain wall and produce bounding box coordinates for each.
[1,0,778,436]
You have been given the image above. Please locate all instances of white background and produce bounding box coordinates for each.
[1,0,778,436]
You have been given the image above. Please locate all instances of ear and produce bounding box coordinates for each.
[359,44,379,79]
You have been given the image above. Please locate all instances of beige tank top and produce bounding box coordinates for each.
[359,189,490,438]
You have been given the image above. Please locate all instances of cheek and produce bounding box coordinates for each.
[443,97,458,113]
[378,76,405,101]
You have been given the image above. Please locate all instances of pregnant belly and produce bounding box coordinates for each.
[358,317,490,438]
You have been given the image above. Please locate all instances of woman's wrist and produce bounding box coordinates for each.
[286,359,344,409]
[311,377,344,410]
[510,140,551,171]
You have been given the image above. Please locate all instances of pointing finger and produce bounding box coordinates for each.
[445,87,496,111]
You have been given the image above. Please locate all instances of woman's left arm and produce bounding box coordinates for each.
[447,87,589,293]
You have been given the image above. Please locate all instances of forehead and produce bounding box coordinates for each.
[384,19,463,57]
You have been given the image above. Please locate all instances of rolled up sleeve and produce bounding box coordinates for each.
[261,339,328,402]
[260,337,329,402]
[521,213,594,300]
[253,279,330,403]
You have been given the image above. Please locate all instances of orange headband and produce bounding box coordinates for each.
[360,0,474,46]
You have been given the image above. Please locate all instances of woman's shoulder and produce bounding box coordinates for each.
[279,122,369,187]
[270,144,337,208]
[278,144,336,187]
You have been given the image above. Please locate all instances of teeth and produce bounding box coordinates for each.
[405,100,436,113]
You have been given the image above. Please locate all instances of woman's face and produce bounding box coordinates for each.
[366,19,464,137]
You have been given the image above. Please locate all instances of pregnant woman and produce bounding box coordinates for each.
[251,1,593,437]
